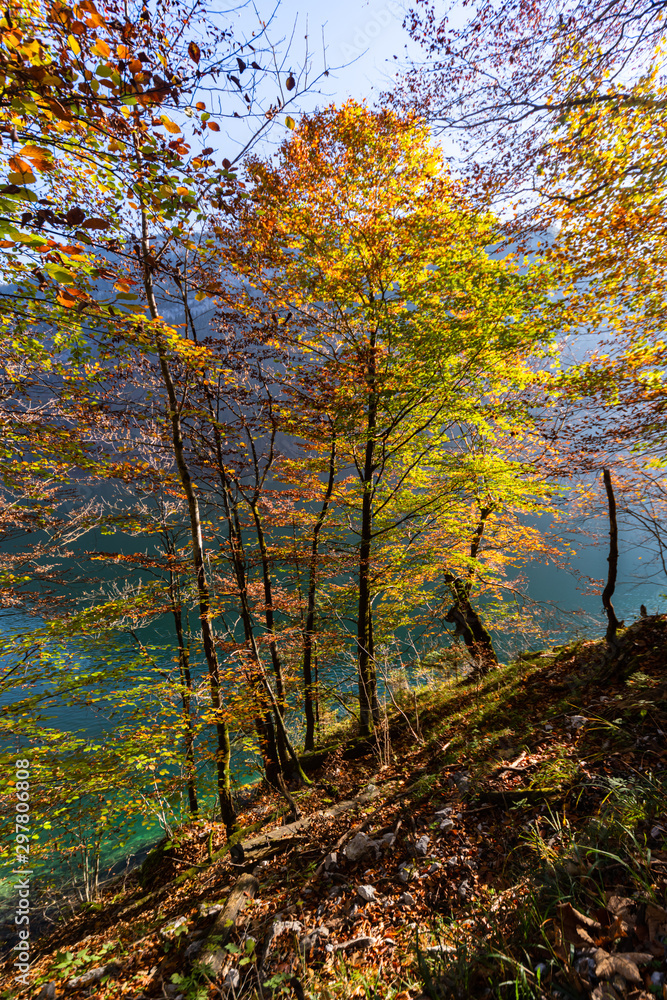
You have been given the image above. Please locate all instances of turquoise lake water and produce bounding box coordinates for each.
[1,507,665,909]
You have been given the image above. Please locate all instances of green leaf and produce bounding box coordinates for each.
[44,264,76,283]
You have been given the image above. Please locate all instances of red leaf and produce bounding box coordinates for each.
[66,207,86,225]
[82,218,110,230]
[46,98,72,121]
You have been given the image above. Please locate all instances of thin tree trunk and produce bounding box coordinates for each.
[225,494,311,785]
[358,495,376,733]
[251,503,286,705]
[162,524,197,813]
[220,478,284,784]
[243,420,293,771]
[357,338,380,736]
[254,711,281,787]
[303,436,336,751]
[174,274,287,782]
[444,506,498,672]
[137,204,235,836]
[93,846,100,901]
[602,467,622,646]
[173,267,308,786]
[248,499,290,772]
[230,533,312,788]
[169,575,198,816]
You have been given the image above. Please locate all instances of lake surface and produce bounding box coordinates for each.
[1,491,664,912]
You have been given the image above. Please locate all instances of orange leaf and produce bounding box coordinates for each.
[8,156,32,174]
[86,11,105,28]
[93,38,110,58]
[46,98,72,121]
[57,289,78,307]
[20,145,54,171]
[207,121,220,131]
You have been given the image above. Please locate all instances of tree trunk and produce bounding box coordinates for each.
[357,339,380,737]
[172,265,308,787]
[444,505,498,673]
[223,482,310,787]
[303,436,336,751]
[248,499,290,773]
[254,710,282,787]
[169,577,198,816]
[444,574,498,671]
[178,292,286,787]
[199,874,260,977]
[602,467,622,647]
[138,206,235,836]
[221,479,284,783]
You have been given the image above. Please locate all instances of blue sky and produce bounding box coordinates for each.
[218,0,421,158]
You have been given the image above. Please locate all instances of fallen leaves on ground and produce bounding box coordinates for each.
[4,618,667,1000]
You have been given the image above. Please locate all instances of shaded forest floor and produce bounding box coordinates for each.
[3,615,667,1000]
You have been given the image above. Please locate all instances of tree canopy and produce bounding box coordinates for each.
[0,0,665,924]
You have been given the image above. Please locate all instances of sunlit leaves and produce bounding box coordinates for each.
[220,101,563,673]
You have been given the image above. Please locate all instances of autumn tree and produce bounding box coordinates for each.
[399,0,666,222]
[180,341,312,790]
[398,0,667,366]
[399,0,667,621]
[219,102,562,735]
[0,591,207,894]
[0,0,239,832]
[0,0,324,838]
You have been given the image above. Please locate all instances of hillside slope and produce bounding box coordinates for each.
[3,617,667,1000]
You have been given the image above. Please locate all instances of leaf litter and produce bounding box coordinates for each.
[3,618,667,1000]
